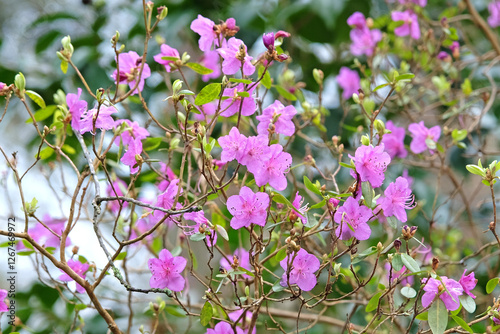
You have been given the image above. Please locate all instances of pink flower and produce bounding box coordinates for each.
[347,12,367,29]
[157,162,177,192]
[220,84,256,117]
[378,177,415,223]
[152,179,181,223]
[437,51,450,61]
[398,0,427,6]
[106,178,129,213]
[200,50,222,81]
[218,127,248,163]
[334,197,373,240]
[280,248,320,291]
[183,210,217,246]
[120,137,143,174]
[0,83,5,91]
[329,197,340,207]
[79,105,117,135]
[228,310,256,334]
[206,322,244,334]
[347,12,382,57]
[112,51,151,95]
[217,37,255,76]
[24,215,69,249]
[227,186,269,229]
[129,218,155,245]
[148,249,187,291]
[292,192,308,226]
[153,44,180,72]
[0,289,7,312]
[66,88,87,132]
[351,144,391,188]
[239,135,271,171]
[337,67,361,100]
[59,259,89,294]
[392,10,420,40]
[408,121,441,154]
[421,277,463,311]
[459,270,477,299]
[256,100,297,136]
[194,102,217,122]
[220,248,252,279]
[381,121,408,159]
[190,15,219,52]
[114,119,150,147]
[252,144,292,191]
[488,1,500,28]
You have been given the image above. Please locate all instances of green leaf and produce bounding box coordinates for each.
[237,91,250,98]
[165,305,186,317]
[185,62,213,75]
[61,60,68,74]
[195,83,221,106]
[451,315,473,333]
[62,144,76,155]
[416,312,428,321]
[38,146,54,160]
[258,66,272,89]
[452,129,467,142]
[238,266,254,277]
[275,85,297,101]
[401,253,421,273]
[459,295,476,313]
[466,164,486,177]
[351,246,377,265]
[215,225,229,241]
[487,277,499,294]
[361,181,374,208]
[18,250,35,256]
[22,240,34,250]
[365,292,382,312]
[75,304,87,311]
[386,216,399,229]
[428,299,448,334]
[395,73,415,81]
[115,252,127,261]
[190,233,206,242]
[373,82,390,92]
[229,78,252,84]
[304,176,322,196]
[26,90,46,109]
[26,105,57,123]
[161,56,179,61]
[310,199,326,209]
[392,253,403,272]
[339,162,355,169]
[143,137,163,151]
[272,279,285,292]
[400,286,417,298]
[272,192,299,211]
[200,301,213,327]
[275,247,287,262]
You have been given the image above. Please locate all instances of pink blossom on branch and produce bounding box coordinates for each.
[220,83,256,117]
[66,88,87,132]
[153,44,180,72]
[148,249,187,291]
[217,37,255,76]
[398,0,427,7]
[347,12,382,57]
[0,289,7,312]
[106,178,129,214]
[24,215,70,249]
[459,270,477,299]
[226,186,269,229]
[58,259,89,294]
[120,137,143,174]
[239,135,271,171]
[218,127,248,163]
[391,10,421,40]
[79,105,117,135]
[206,322,244,334]
[488,1,500,28]
[351,144,391,188]
[421,276,463,311]
[256,100,297,136]
[381,121,407,159]
[112,51,151,95]
[408,121,441,154]
[280,248,320,291]
[114,119,150,147]
[252,144,292,191]
[334,196,373,240]
[200,50,221,81]
[190,15,219,52]
[378,177,415,223]
[337,67,361,100]
[220,248,252,279]
[292,192,309,226]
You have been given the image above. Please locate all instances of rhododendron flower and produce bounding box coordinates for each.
[66,88,87,132]
[217,37,255,76]
[183,210,217,246]
[292,192,308,226]
[421,277,463,311]
[381,121,408,159]
[226,186,269,229]
[0,289,7,312]
[384,263,414,286]
[112,51,151,95]
[157,162,177,192]
[106,178,129,213]
[120,137,143,174]
[378,177,414,223]
[239,135,271,171]
[337,67,361,100]
[152,179,181,223]
[459,270,477,298]
[252,144,292,191]
[220,248,252,279]
[392,10,420,40]
[79,105,117,135]
[153,44,180,72]
[351,144,391,188]
[24,215,69,249]
[200,50,221,81]
[437,51,450,61]
[347,12,382,57]
[228,309,256,334]
[0,82,5,91]
[114,119,150,147]
[194,102,217,122]
[148,249,187,291]
[220,84,256,117]
[206,322,244,334]
[190,15,219,52]
[334,196,373,240]
[129,218,155,245]
[408,121,441,154]
[488,1,500,28]
[218,127,248,163]
[398,0,427,6]
[256,100,297,136]
[59,259,89,294]
[280,248,320,291]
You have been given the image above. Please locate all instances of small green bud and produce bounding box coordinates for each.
[312,68,324,86]
[374,119,385,133]
[61,35,74,56]
[361,135,370,146]
[181,52,190,63]
[352,93,360,104]
[172,79,183,94]
[157,6,168,20]
[177,111,186,123]
[14,72,26,98]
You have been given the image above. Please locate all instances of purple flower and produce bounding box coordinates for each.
[220,248,252,279]
[292,192,308,226]
[152,179,181,224]
[106,178,129,213]
[129,218,155,245]
[59,259,89,294]
[337,67,361,100]
[381,121,408,159]
[334,196,373,240]
[384,263,414,286]
[421,277,463,311]
[148,249,187,291]
[351,144,391,188]
[489,1,500,28]
[114,119,150,147]
[190,15,219,52]
[112,51,151,95]
[392,10,420,40]
[263,32,275,50]
[408,121,441,154]
[200,50,222,81]
[153,44,180,72]
[66,88,87,132]
[252,144,292,191]
[217,37,255,76]
[220,84,256,117]
[226,186,269,229]
[206,322,244,334]
[228,310,256,334]
[157,162,177,192]
[194,101,217,122]
[437,51,450,61]
[347,12,368,29]
[183,210,217,246]
[239,135,271,171]
[218,127,248,163]
[0,83,5,91]
[347,12,382,57]
[378,177,415,223]
[280,248,320,291]
[0,289,7,312]
[25,215,69,249]
[79,105,117,135]
[120,137,143,174]
[459,270,477,299]
[256,100,297,136]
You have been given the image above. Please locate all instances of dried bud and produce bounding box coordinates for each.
[402,225,417,240]
[289,211,298,223]
[72,246,79,255]
[394,239,402,252]
[332,136,339,147]
[153,303,159,312]
[338,143,344,154]
[219,266,227,274]
[290,228,296,236]
[351,247,358,255]
[432,257,440,271]
[285,236,292,244]
[303,154,316,166]
[490,221,496,231]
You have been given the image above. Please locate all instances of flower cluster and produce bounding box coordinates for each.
[421,270,477,311]
[347,12,382,57]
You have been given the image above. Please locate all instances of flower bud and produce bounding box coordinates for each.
[274,30,291,39]
[352,93,360,104]
[377,242,383,253]
[263,32,275,51]
[157,6,168,20]
[72,246,79,255]
[361,135,370,146]
[14,72,26,97]
[431,257,439,271]
[313,68,324,86]
[277,54,289,62]
[61,35,74,56]
[374,119,385,133]
[393,239,402,252]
